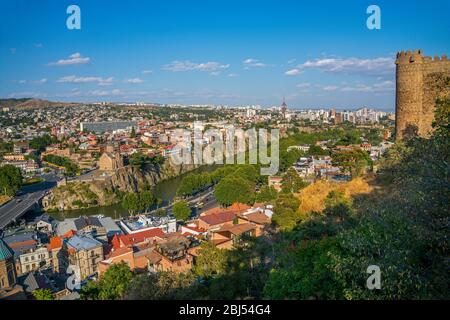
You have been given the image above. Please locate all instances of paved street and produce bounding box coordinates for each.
[0,174,59,229]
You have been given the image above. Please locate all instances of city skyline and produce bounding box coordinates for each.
[1,0,450,110]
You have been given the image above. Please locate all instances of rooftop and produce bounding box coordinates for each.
[0,238,14,261]
[67,234,102,251]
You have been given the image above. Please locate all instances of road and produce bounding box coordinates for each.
[148,187,218,219]
[0,174,59,229]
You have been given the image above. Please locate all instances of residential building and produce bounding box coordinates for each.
[146,234,197,274]
[67,235,104,280]
[18,246,51,274]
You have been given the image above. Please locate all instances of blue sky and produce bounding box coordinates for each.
[1,0,449,110]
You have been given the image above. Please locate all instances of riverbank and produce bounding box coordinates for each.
[48,164,219,220]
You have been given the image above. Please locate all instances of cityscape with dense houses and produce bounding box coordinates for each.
[0,96,399,299]
[1,1,449,306]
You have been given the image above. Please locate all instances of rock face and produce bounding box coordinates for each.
[43,161,199,211]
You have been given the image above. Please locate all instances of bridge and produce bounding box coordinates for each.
[0,175,59,230]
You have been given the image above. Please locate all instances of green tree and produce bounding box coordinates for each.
[124,272,201,300]
[32,289,54,300]
[255,185,278,203]
[29,134,56,153]
[214,177,255,207]
[264,238,343,300]
[0,164,23,196]
[272,192,301,230]
[281,168,308,193]
[81,262,133,300]
[121,193,141,214]
[307,145,329,156]
[193,242,229,278]
[172,200,191,221]
[139,190,157,212]
[332,148,371,177]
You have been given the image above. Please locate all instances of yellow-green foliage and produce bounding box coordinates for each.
[297,178,372,218]
[0,195,11,206]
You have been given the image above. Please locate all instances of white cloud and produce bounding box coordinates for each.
[48,53,90,66]
[164,60,230,72]
[340,80,395,93]
[243,58,267,69]
[34,78,48,84]
[323,85,339,91]
[142,70,153,74]
[228,73,239,77]
[296,57,395,76]
[285,68,302,76]
[209,72,221,76]
[8,91,47,98]
[16,78,48,85]
[124,78,144,84]
[89,89,123,97]
[296,82,311,88]
[57,75,114,86]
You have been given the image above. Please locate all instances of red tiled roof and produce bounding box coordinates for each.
[118,228,165,247]
[240,212,271,225]
[108,246,133,259]
[182,225,207,233]
[49,236,62,250]
[199,211,237,226]
[8,239,37,249]
[217,222,256,235]
[202,203,251,217]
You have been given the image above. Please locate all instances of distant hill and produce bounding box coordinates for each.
[0,98,81,110]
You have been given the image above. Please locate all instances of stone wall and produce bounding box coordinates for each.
[395,49,450,140]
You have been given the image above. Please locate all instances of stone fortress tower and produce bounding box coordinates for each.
[395,49,450,140]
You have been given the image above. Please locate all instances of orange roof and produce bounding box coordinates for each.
[49,236,63,250]
[63,230,77,239]
[240,212,271,225]
[199,211,237,226]
[8,239,37,249]
[202,203,251,216]
[228,203,252,212]
[217,223,256,235]
[183,225,207,233]
[118,228,165,247]
[108,246,133,259]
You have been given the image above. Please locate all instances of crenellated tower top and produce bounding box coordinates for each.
[396,49,449,65]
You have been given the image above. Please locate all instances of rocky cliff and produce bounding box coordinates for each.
[43,160,199,211]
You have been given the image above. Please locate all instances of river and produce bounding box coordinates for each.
[49,165,218,221]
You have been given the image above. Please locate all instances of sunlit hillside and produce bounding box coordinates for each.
[297,178,373,217]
